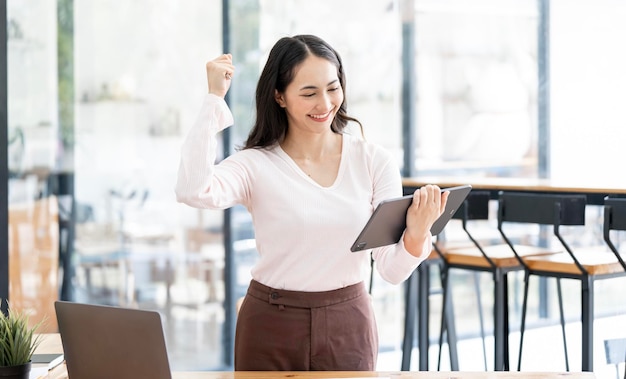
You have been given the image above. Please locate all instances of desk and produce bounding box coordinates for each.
[401,176,626,372]
[171,372,594,379]
[35,334,595,379]
[43,370,597,379]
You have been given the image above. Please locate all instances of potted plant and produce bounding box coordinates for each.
[0,302,43,379]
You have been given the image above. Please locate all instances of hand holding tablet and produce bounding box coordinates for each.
[350,185,472,252]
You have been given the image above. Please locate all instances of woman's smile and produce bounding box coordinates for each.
[308,110,333,122]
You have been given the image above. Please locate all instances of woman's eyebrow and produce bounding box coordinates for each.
[299,79,339,91]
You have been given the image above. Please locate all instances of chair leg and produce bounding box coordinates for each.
[437,266,452,370]
[444,293,459,371]
[472,272,488,371]
[401,270,418,370]
[437,264,459,371]
[493,271,509,371]
[503,273,511,371]
[556,278,570,371]
[417,264,433,371]
[517,271,530,371]
[581,276,594,372]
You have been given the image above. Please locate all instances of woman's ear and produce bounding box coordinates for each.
[274,90,285,108]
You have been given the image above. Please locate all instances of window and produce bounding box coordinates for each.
[414,0,539,177]
[550,0,626,182]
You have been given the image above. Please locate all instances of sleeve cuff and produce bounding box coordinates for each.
[396,231,432,265]
[205,93,234,131]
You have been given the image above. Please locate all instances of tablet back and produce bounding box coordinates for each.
[351,185,472,252]
[55,301,172,379]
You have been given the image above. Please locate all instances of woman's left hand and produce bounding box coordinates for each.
[403,184,449,257]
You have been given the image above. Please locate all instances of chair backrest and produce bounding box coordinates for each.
[497,192,587,272]
[605,197,626,232]
[498,192,586,227]
[603,197,626,271]
[453,191,491,222]
[434,191,496,265]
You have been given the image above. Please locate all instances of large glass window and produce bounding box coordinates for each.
[8,0,227,370]
[7,0,60,333]
[414,0,538,177]
[72,1,224,370]
[550,0,626,182]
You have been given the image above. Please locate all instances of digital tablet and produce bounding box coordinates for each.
[350,184,472,252]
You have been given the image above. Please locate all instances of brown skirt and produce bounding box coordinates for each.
[234,280,378,371]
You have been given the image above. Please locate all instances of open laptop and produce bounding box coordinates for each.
[54,301,172,379]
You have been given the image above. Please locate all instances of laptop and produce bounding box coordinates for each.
[54,301,172,379]
[350,184,472,252]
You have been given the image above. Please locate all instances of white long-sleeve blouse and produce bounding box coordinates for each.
[175,94,429,291]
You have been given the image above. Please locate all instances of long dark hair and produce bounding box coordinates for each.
[243,34,362,149]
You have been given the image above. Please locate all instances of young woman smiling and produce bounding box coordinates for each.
[175,34,448,371]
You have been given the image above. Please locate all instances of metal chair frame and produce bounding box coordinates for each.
[401,255,459,371]
[499,193,626,372]
[435,191,520,371]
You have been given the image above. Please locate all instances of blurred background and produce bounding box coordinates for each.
[3,0,626,377]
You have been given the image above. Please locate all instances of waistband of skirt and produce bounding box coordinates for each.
[246,279,367,309]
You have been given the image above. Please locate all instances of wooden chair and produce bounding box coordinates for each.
[436,191,562,371]
[503,194,626,372]
[8,196,60,333]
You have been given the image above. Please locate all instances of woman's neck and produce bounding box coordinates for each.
[280,131,342,161]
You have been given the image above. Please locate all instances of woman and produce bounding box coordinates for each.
[175,34,448,371]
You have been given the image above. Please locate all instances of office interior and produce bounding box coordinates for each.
[2,0,625,378]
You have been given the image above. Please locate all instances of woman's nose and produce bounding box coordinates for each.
[318,92,332,109]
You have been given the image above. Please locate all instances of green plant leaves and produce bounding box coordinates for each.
[0,301,43,367]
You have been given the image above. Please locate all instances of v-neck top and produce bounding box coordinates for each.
[175,94,429,291]
[274,138,345,189]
